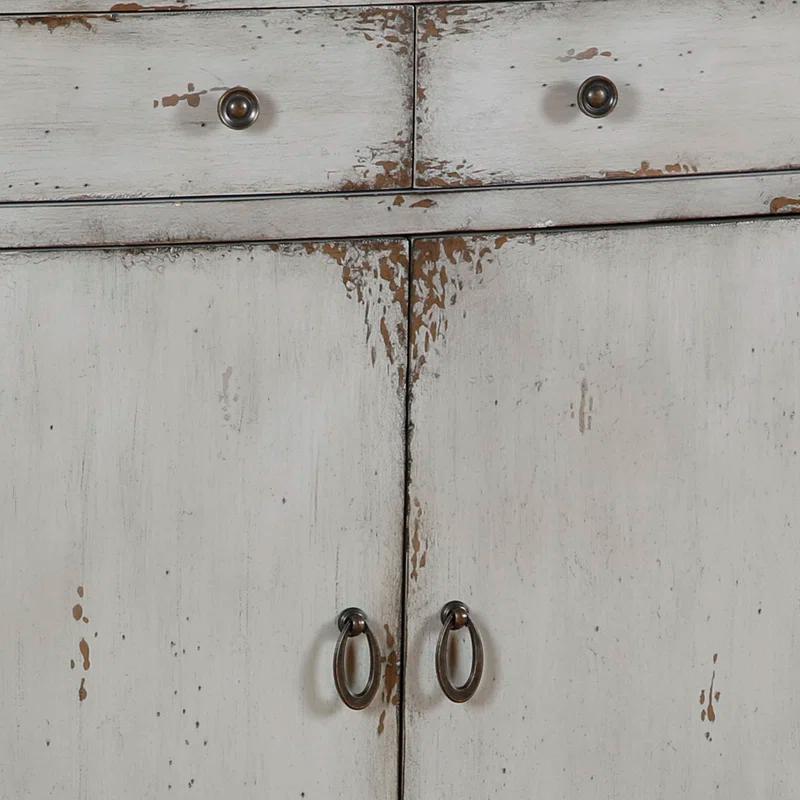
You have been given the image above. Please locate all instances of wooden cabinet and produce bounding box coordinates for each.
[2,3,800,798]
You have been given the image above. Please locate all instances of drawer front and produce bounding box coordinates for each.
[2,8,412,201]
[415,0,800,188]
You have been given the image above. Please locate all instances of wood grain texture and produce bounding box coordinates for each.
[415,0,800,187]
[0,7,413,201]
[0,239,408,798]
[406,219,800,798]
[3,171,800,249]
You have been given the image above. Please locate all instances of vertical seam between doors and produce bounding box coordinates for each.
[398,9,418,794]
[397,232,414,800]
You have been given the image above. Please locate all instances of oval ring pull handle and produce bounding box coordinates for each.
[435,601,484,703]
[333,607,382,710]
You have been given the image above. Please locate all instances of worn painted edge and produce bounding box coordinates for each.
[1,171,800,249]
[0,1,503,12]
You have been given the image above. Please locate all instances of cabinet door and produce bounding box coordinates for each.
[0,240,408,799]
[406,220,800,798]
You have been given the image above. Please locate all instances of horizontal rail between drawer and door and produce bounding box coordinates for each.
[0,171,799,249]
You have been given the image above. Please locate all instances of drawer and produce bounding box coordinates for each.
[415,0,800,188]
[1,7,413,201]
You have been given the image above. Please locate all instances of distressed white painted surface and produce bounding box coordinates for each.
[0,7,412,201]
[406,220,800,798]
[0,239,407,799]
[416,0,800,187]
[5,1,422,8]
[2,171,800,248]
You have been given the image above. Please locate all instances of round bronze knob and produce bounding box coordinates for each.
[577,75,618,118]
[217,86,260,130]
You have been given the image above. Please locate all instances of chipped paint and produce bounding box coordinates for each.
[110,2,187,10]
[415,159,486,189]
[382,624,399,706]
[409,497,428,583]
[770,196,800,214]
[700,655,721,727]
[384,623,396,651]
[155,83,227,110]
[410,198,437,209]
[418,15,441,43]
[72,587,89,700]
[354,6,412,57]
[417,5,499,44]
[377,709,386,735]
[79,638,91,671]
[14,14,116,33]
[339,137,412,192]
[342,241,407,389]
[602,161,699,179]
[292,241,408,392]
[315,5,412,59]
[557,47,613,62]
[410,234,513,383]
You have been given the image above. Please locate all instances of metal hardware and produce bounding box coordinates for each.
[217,87,260,130]
[333,607,381,710]
[435,601,484,703]
[577,75,618,118]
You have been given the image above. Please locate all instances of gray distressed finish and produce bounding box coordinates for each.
[0,239,407,798]
[3,0,800,795]
[415,0,800,187]
[406,219,800,798]
[0,7,413,201]
[4,1,431,8]
[1,171,799,249]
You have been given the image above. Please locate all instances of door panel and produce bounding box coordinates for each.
[0,239,408,799]
[406,220,800,798]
